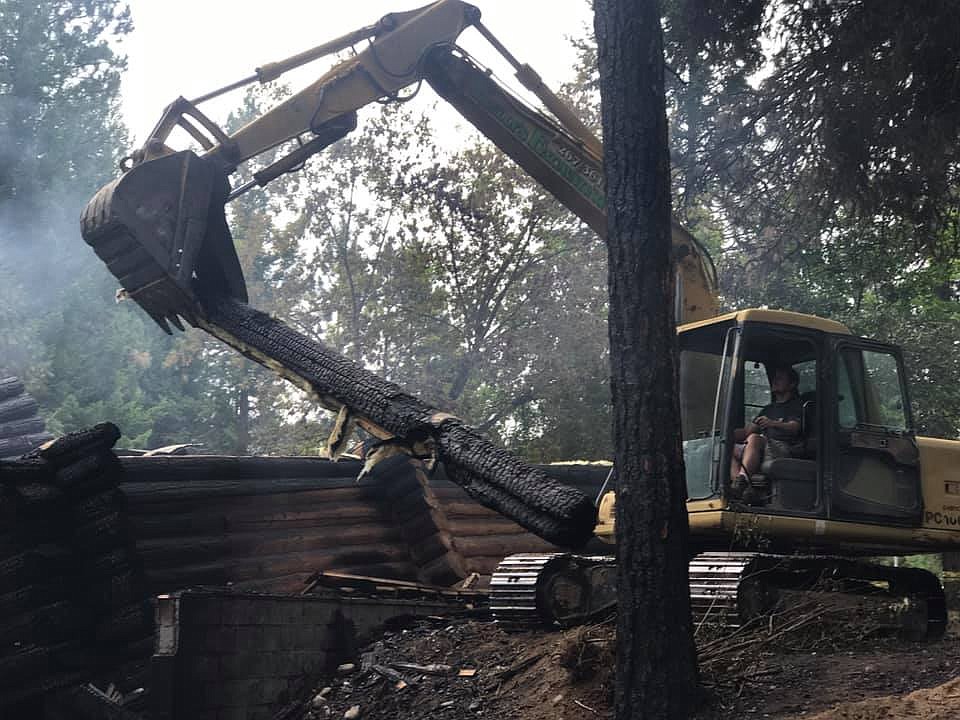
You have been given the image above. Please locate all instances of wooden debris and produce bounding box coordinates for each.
[574,698,598,714]
[390,662,452,675]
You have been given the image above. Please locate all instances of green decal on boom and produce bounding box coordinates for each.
[492,106,606,211]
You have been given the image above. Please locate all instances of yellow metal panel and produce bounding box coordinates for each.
[670,223,719,323]
[919,436,960,531]
[679,308,851,335]
[596,496,726,543]
[690,509,960,553]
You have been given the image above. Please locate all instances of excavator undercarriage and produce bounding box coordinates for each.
[490,552,947,639]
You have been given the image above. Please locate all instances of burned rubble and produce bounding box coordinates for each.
[0,423,609,719]
[285,618,615,720]
[2,421,958,720]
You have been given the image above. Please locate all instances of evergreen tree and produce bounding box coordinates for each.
[0,1,260,451]
[1,0,131,373]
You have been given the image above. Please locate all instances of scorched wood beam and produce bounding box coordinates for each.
[192,296,597,548]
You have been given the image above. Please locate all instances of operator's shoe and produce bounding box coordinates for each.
[730,472,750,501]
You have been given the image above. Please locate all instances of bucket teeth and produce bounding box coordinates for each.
[145,310,173,336]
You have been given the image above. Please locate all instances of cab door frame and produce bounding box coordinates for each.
[825,336,923,526]
[722,321,826,516]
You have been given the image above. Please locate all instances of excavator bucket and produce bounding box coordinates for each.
[80,150,247,333]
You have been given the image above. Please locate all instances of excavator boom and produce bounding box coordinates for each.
[421,48,717,322]
[81,0,716,333]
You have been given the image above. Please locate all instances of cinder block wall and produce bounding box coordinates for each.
[152,589,457,720]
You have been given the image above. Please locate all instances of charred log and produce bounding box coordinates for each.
[195,296,596,548]
[0,417,46,441]
[0,395,40,426]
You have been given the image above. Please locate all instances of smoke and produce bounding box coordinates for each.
[0,91,122,379]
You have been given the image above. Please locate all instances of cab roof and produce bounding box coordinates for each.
[679,308,852,336]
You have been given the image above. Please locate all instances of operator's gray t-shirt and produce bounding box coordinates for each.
[758,397,803,441]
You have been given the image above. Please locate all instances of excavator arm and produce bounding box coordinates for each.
[420,48,718,322]
[83,0,716,332]
[83,0,484,331]
[77,1,718,549]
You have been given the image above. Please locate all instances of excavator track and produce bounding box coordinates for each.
[490,554,616,628]
[688,552,757,628]
[492,551,947,639]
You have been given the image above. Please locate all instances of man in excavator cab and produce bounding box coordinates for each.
[731,365,804,504]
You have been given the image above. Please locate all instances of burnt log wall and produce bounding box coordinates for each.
[0,424,153,713]
[120,456,420,595]
[430,464,611,578]
[119,455,609,595]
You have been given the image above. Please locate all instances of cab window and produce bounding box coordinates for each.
[837,348,909,430]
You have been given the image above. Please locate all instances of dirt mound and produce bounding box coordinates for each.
[806,677,960,720]
[294,617,960,720]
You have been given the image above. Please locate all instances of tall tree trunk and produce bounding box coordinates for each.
[594,1,699,717]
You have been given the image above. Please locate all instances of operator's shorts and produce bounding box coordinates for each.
[733,437,803,461]
[764,437,804,460]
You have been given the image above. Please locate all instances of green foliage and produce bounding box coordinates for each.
[0,1,259,452]
[875,554,943,579]
[0,0,131,324]
[745,1,960,240]
[209,92,616,460]
[0,0,131,200]
[662,0,767,223]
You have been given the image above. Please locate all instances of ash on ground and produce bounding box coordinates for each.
[290,616,960,720]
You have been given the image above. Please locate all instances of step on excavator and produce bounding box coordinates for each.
[80,0,960,638]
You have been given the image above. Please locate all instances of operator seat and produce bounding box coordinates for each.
[760,390,818,510]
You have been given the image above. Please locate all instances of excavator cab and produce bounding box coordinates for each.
[601,309,925,549]
[675,310,924,547]
[512,309,948,633]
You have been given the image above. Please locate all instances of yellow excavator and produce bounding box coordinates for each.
[80,0,960,637]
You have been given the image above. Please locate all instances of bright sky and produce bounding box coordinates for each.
[120,1,594,150]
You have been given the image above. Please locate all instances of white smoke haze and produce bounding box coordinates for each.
[0,89,139,400]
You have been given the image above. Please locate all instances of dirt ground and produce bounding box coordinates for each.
[293,615,960,720]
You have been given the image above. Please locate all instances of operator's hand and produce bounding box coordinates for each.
[754,415,773,430]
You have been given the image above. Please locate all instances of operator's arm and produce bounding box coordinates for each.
[757,417,801,436]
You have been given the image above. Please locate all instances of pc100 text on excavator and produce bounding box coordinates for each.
[79,0,960,639]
